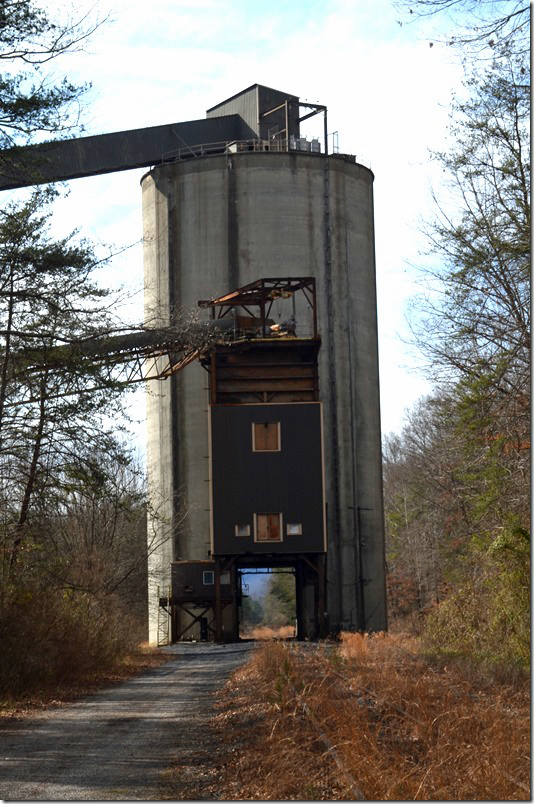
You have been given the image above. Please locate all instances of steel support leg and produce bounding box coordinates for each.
[214,558,222,642]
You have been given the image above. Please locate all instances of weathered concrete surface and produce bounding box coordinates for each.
[0,643,254,801]
[142,151,387,641]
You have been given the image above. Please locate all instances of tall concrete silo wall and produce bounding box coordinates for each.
[142,151,386,642]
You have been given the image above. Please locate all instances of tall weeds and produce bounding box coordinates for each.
[213,633,530,800]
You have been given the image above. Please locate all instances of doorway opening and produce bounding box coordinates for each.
[239,566,296,640]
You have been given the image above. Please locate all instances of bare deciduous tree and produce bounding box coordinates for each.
[394,1,529,56]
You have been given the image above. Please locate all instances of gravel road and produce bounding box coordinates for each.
[0,642,255,801]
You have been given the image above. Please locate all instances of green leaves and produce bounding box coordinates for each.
[262,572,296,627]
[390,47,531,664]
[0,1,100,161]
[0,188,137,574]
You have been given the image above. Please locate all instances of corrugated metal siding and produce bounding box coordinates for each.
[206,85,259,136]
[0,114,254,189]
[211,342,320,404]
[210,402,326,556]
[258,86,299,113]
[0,84,305,190]
[206,84,300,140]
[171,560,231,601]
[258,86,299,140]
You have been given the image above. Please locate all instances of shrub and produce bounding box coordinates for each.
[0,566,141,695]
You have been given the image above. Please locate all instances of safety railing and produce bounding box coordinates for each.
[160,137,321,164]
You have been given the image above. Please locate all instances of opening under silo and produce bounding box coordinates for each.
[239,566,296,640]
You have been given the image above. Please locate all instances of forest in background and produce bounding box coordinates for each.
[248,2,530,674]
[384,0,529,670]
[0,1,529,698]
[0,2,155,694]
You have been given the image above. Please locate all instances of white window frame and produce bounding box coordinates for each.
[286,523,303,536]
[253,512,283,543]
[252,421,281,452]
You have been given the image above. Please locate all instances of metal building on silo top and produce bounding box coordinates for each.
[143,84,387,643]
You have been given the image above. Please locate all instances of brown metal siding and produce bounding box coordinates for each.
[171,560,231,602]
[210,403,325,555]
[209,341,320,404]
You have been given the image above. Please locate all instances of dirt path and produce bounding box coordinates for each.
[0,642,254,801]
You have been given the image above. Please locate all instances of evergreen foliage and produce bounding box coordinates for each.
[241,595,263,627]
[0,190,152,692]
[0,189,134,568]
[384,26,530,668]
[261,571,296,627]
[0,0,101,148]
[0,4,153,693]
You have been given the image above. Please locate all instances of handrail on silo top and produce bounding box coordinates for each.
[159,135,323,164]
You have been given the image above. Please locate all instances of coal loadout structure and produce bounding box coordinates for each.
[2,84,387,643]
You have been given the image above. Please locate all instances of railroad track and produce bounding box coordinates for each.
[278,640,529,800]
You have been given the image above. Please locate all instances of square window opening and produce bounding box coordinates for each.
[286,523,302,536]
[252,421,281,452]
[235,523,251,537]
[255,513,283,542]
[203,570,214,585]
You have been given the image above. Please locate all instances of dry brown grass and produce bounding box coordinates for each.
[210,633,530,800]
[241,624,296,640]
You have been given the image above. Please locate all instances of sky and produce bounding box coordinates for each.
[25,0,465,449]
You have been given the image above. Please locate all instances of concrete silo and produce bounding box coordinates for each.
[143,84,386,642]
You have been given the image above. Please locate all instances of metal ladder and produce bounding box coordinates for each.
[157,586,171,646]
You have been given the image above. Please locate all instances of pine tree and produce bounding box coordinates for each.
[384,12,530,665]
[0,5,153,691]
[262,572,296,627]
[0,0,101,149]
